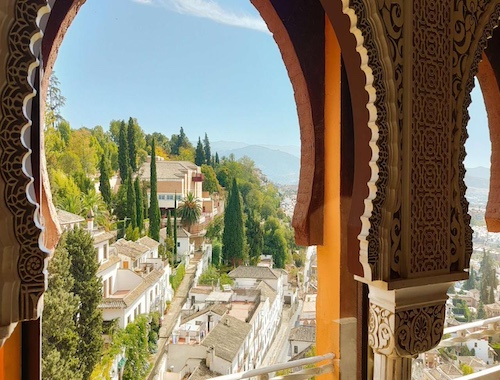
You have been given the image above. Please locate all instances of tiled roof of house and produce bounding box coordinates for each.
[201,315,251,363]
[97,255,121,274]
[289,326,316,342]
[56,209,85,225]
[113,238,149,260]
[139,160,199,181]
[93,231,116,244]
[190,286,213,295]
[181,304,228,324]
[98,269,164,310]
[256,281,277,304]
[99,299,127,309]
[123,269,163,307]
[137,236,160,249]
[160,227,190,240]
[228,266,278,280]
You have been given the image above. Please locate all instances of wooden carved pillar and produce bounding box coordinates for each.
[324,1,500,379]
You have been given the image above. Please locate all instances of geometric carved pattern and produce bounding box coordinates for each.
[410,0,452,274]
[368,302,445,357]
[348,0,500,281]
[0,0,50,325]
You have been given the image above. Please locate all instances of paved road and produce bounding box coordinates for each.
[147,262,197,379]
[261,300,302,368]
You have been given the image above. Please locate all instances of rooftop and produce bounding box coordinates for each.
[56,209,84,225]
[113,238,150,260]
[201,315,251,363]
[228,266,279,280]
[289,326,316,343]
[139,160,199,181]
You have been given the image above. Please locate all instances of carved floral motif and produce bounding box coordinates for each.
[369,302,445,357]
[0,0,49,326]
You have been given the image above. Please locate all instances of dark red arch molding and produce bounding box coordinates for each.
[252,0,326,246]
[479,28,500,232]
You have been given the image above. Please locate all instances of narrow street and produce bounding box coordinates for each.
[261,299,303,367]
[147,262,197,379]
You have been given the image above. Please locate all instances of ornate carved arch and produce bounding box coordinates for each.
[0,0,52,346]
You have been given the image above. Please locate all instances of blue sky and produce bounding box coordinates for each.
[54,0,491,167]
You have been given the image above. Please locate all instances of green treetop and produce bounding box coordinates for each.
[118,120,130,182]
[222,178,246,267]
[148,138,161,241]
[195,137,205,166]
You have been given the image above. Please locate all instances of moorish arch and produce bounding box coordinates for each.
[0,0,334,357]
[1,1,500,379]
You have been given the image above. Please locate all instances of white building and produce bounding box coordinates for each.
[160,226,194,264]
[98,237,173,329]
[289,326,316,357]
[138,160,203,211]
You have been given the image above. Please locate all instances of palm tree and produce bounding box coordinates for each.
[177,192,202,232]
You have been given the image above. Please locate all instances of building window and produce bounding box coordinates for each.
[176,194,182,200]
[159,194,166,200]
[166,194,174,200]
[294,346,298,354]
[103,244,108,260]
[177,242,180,247]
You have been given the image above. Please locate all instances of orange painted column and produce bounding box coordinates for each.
[1,323,21,380]
[316,17,342,380]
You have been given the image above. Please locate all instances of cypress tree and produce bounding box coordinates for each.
[135,177,144,231]
[203,133,211,165]
[66,228,103,380]
[149,138,161,241]
[126,168,137,229]
[173,195,178,260]
[118,120,129,182]
[127,117,137,172]
[246,211,264,265]
[42,238,81,380]
[222,178,246,267]
[195,137,205,166]
[166,210,172,237]
[98,153,111,207]
[215,152,220,165]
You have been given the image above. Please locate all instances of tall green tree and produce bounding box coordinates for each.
[135,177,144,231]
[178,192,202,232]
[222,178,246,267]
[118,120,130,182]
[166,210,172,237]
[149,138,161,241]
[42,238,82,380]
[173,195,178,259]
[203,133,211,166]
[201,164,220,193]
[263,217,288,269]
[480,250,498,304]
[99,152,112,207]
[126,168,137,229]
[215,152,220,165]
[127,117,138,172]
[246,212,264,265]
[66,228,103,380]
[195,137,205,166]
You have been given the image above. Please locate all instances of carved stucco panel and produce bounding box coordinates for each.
[0,0,50,345]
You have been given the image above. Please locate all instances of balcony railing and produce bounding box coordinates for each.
[210,353,334,380]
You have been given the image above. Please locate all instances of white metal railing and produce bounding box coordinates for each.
[439,316,500,346]
[210,353,335,380]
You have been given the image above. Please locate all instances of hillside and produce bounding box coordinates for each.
[212,142,300,185]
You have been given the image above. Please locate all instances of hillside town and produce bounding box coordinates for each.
[39,103,319,380]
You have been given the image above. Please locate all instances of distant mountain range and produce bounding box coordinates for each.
[211,141,300,185]
[208,142,493,193]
